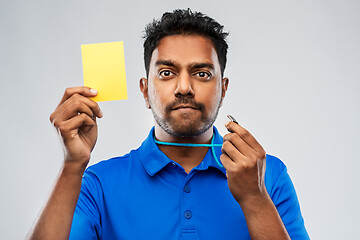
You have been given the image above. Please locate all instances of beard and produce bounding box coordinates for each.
[149,95,221,138]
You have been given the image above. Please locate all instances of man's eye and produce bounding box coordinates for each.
[159,70,174,78]
[195,72,211,80]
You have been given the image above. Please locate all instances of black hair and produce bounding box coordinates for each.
[143,9,229,77]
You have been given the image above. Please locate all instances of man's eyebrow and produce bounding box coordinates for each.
[189,62,215,70]
[155,60,176,67]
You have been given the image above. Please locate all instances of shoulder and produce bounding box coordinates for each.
[264,154,289,193]
[84,147,142,181]
[265,155,310,239]
[265,154,287,175]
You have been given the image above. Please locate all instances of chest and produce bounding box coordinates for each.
[99,168,251,240]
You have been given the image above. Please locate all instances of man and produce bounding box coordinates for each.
[29,9,309,240]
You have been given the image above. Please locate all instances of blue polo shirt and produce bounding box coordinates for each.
[69,127,309,239]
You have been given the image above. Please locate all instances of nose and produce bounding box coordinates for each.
[174,73,194,97]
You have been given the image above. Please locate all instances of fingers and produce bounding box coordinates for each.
[58,87,98,107]
[53,100,93,123]
[58,113,95,138]
[50,89,103,125]
[225,121,265,154]
[220,153,236,169]
[221,121,266,167]
[222,132,254,160]
[63,93,102,118]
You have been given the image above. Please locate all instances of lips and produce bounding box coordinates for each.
[173,104,198,110]
[166,98,205,112]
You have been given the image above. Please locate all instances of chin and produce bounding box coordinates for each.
[152,108,218,138]
[165,121,212,138]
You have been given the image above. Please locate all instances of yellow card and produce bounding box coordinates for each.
[81,41,127,102]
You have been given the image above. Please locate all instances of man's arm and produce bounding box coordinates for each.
[221,121,291,240]
[27,87,102,240]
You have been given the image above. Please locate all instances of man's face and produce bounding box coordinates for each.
[141,34,228,138]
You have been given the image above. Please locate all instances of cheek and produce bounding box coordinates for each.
[198,84,222,108]
[148,83,158,105]
[148,82,171,109]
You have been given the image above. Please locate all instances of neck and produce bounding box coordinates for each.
[154,124,214,173]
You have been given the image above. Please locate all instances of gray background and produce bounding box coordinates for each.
[1,0,359,239]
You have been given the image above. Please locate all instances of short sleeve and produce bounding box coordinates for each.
[69,170,103,240]
[269,163,310,240]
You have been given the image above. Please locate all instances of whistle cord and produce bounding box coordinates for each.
[154,136,224,168]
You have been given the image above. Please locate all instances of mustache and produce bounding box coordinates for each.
[165,97,205,111]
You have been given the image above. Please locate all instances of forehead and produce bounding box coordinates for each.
[150,35,220,68]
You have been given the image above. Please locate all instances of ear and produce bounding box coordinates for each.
[220,77,229,107]
[140,78,151,109]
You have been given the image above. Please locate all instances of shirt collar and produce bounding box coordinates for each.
[140,126,226,176]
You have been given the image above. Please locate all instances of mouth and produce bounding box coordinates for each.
[172,104,198,110]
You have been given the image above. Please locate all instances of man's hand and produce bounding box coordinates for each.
[28,87,103,240]
[220,121,290,240]
[49,87,103,169]
[220,121,267,205]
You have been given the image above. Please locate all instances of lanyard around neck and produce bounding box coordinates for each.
[154,135,224,168]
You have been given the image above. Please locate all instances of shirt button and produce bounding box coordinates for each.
[184,185,191,193]
[184,210,192,219]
